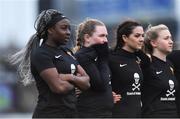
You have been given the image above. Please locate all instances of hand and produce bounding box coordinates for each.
[112,91,121,103]
[93,43,109,58]
[75,87,82,97]
[59,74,73,81]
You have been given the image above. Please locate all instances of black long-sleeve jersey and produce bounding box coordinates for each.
[141,55,179,118]
[167,50,180,117]
[31,44,78,118]
[75,46,113,118]
[109,49,143,118]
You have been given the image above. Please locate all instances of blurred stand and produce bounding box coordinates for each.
[0,44,37,117]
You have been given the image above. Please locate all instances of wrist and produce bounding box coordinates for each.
[71,74,76,81]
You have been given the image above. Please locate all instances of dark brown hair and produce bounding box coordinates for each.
[115,20,142,51]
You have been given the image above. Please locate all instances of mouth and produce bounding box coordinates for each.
[138,43,143,46]
[65,36,70,39]
[64,38,69,42]
[169,46,173,48]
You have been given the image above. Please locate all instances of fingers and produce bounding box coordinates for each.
[114,94,121,103]
[75,87,82,97]
[76,73,81,76]
[112,91,121,103]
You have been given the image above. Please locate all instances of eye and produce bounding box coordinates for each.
[134,33,144,38]
[164,36,171,40]
[60,25,71,30]
[134,34,141,38]
[142,34,144,37]
[102,34,108,37]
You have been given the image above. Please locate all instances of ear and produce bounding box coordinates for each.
[150,40,158,48]
[84,34,91,44]
[122,35,128,43]
[47,27,54,34]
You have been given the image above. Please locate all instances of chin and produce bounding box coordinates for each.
[136,47,142,50]
[59,41,67,46]
[168,50,173,53]
[63,40,69,44]
[166,50,172,54]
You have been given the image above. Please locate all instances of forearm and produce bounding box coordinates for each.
[59,73,90,91]
[45,76,75,94]
[97,60,111,90]
[40,68,75,94]
[70,75,90,90]
[75,47,106,90]
[56,80,75,94]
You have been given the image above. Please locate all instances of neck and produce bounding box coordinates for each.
[122,46,136,53]
[84,42,91,47]
[45,38,59,47]
[152,50,167,62]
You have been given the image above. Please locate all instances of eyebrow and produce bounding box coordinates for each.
[133,33,144,35]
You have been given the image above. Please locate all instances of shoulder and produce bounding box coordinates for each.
[167,59,174,68]
[31,46,54,62]
[167,50,180,62]
[108,51,121,64]
[75,47,94,57]
[109,49,118,57]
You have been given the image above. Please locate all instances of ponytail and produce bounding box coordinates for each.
[9,9,64,86]
[9,33,40,86]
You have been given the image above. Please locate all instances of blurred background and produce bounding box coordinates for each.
[0,0,180,118]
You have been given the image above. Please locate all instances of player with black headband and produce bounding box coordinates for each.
[141,24,179,118]
[109,20,144,118]
[9,9,90,118]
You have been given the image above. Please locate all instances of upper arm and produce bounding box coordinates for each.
[40,68,74,94]
[31,51,54,73]
[32,51,74,93]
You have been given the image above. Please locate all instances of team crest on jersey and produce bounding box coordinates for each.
[160,79,176,101]
[127,73,141,96]
[170,66,174,75]
[136,56,141,64]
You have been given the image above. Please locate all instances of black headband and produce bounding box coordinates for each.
[46,13,67,29]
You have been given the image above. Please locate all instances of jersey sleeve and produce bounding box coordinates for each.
[31,51,55,73]
[75,48,107,91]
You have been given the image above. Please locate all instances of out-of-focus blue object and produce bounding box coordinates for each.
[0,84,13,112]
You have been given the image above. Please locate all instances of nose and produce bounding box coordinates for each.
[140,36,144,42]
[169,38,173,44]
[103,37,108,43]
[66,29,71,36]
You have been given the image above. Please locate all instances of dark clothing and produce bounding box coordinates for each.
[167,50,180,117]
[109,49,143,118]
[31,44,78,118]
[75,46,113,118]
[141,55,179,118]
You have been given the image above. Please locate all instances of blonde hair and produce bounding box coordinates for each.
[144,24,169,54]
[74,18,105,52]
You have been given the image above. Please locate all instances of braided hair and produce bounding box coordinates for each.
[9,9,65,86]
